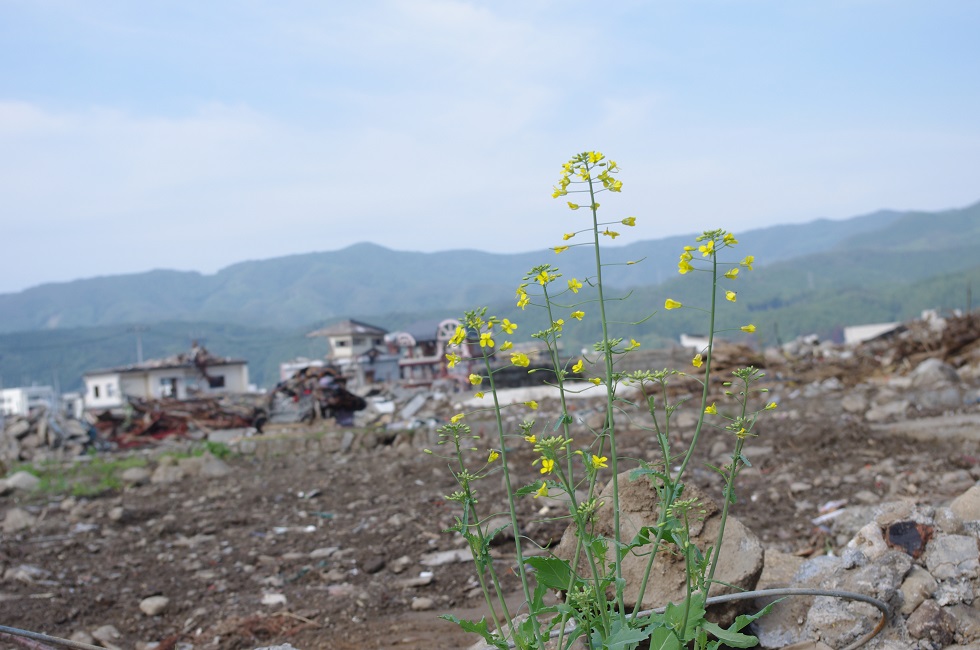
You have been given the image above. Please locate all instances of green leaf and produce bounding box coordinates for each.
[600,620,650,650]
[525,556,574,591]
[515,482,544,498]
[646,627,681,650]
[701,621,759,648]
[663,593,706,641]
[439,615,506,649]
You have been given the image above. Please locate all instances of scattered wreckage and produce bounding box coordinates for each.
[2,311,978,463]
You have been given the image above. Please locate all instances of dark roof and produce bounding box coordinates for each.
[307,319,388,338]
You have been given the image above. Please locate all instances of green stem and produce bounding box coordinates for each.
[482,349,545,648]
[585,164,626,617]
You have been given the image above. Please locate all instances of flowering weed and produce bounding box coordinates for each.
[427,152,775,649]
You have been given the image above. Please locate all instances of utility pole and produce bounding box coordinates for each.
[131,326,150,364]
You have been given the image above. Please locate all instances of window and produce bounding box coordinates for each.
[207,376,226,389]
[93,386,100,398]
[106,384,115,397]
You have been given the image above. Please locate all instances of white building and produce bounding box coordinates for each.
[0,385,57,416]
[306,319,400,386]
[83,346,250,410]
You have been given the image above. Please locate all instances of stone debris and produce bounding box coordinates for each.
[749,495,980,648]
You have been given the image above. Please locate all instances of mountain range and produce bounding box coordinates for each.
[1,201,977,391]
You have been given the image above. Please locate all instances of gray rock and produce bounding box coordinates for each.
[840,393,868,414]
[935,578,973,606]
[3,507,37,533]
[949,603,980,641]
[911,358,961,387]
[4,470,40,491]
[865,400,909,422]
[906,599,955,645]
[410,596,434,611]
[150,464,185,484]
[900,565,938,615]
[951,485,980,522]
[924,535,980,580]
[419,549,470,566]
[139,595,170,616]
[843,522,889,567]
[121,466,152,485]
[804,596,879,649]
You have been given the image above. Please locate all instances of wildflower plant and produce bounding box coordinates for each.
[427,152,776,649]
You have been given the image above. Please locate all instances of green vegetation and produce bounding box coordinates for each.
[8,455,149,498]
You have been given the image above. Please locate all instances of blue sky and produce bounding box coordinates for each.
[1,1,978,294]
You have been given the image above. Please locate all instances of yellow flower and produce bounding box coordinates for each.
[741,324,756,333]
[553,319,564,331]
[704,403,717,415]
[678,260,693,274]
[570,310,585,321]
[525,401,538,410]
[587,151,604,163]
[723,232,738,245]
[610,180,623,192]
[534,482,548,499]
[524,434,536,443]
[487,449,499,463]
[451,413,465,423]
[589,377,602,386]
[567,201,580,210]
[602,228,620,239]
[684,245,695,251]
[517,292,530,309]
[553,246,569,254]
[501,319,517,334]
[480,331,494,348]
[540,458,555,474]
[621,216,636,226]
[468,374,482,385]
[536,270,551,285]
[765,402,778,410]
[699,240,714,257]
[572,359,584,373]
[726,290,737,303]
[500,341,513,351]
[568,278,583,293]
[692,353,703,368]
[449,326,466,346]
[626,338,640,351]
[445,353,460,368]
[664,299,682,310]
[724,268,739,280]
[563,232,575,241]
[511,352,530,367]
[591,455,608,470]
[474,391,485,399]
[740,255,755,270]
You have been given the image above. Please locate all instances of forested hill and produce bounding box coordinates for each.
[5,202,968,334]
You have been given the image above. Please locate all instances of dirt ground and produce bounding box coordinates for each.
[3,382,980,650]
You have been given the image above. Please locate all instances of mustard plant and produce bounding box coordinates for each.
[427,152,776,650]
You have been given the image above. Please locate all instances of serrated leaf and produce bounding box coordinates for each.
[515,482,544,498]
[525,555,574,591]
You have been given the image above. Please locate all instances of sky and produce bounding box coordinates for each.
[1,1,978,294]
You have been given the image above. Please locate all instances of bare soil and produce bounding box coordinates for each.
[3,392,979,650]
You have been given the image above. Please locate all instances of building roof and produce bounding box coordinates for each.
[84,347,246,377]
[307,319,388,338]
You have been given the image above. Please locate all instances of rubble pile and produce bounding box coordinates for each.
[0,406,94,464]
[91,396,263,448]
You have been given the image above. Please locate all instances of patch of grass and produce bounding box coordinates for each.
[5,455,149,498]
